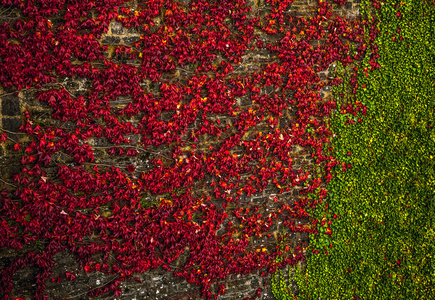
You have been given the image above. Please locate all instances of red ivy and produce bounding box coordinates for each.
[0,0,379,299]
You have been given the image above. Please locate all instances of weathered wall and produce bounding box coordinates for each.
[0,0,362,299]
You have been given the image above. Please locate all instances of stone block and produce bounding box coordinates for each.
[11,264,39,298]
[122,36,140,44]
[1,95,20,116]
[2,117,22,133]
[102,36,121,45]
[110,21,126,35]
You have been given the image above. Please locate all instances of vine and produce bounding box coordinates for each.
[0,0,373,298]
[291,0,435,299]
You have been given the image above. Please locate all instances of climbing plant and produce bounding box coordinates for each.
[277,0,435,299]
[0,0,374,298]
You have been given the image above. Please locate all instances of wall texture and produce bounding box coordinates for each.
[0,0,362,299]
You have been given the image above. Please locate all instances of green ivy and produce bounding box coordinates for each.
[271,267,295,300]
[274,0,435,299]
[272,231,296,300]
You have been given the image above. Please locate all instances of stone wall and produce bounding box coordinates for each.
[0,0,361,299]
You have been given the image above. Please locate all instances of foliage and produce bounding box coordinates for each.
[271,231,297,300]
[278,0,435,299]
[0,0,372,299]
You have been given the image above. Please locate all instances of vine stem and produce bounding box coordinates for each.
[0,178,18,188]
[66,275,120,299]
[0,126,26,135]
[91,145,173,161]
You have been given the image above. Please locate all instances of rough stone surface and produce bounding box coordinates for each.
[2,117,22,133]
[1,95,21,116]
[110,21,127,35]
[102,36,121,45]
